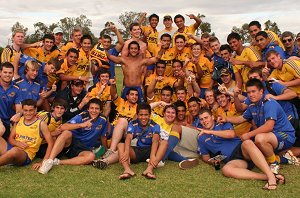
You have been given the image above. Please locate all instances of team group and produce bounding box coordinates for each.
[0,12,300,190]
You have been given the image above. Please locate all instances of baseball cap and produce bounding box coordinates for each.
[296,33,300,41]
[163,15,172,21]
[53,27,63,34]
[220,68,230,76]
[71,79,84,86]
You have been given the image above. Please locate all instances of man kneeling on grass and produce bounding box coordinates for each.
[118,103,164,180]
[38,98,109,174]
[197,108,284,190]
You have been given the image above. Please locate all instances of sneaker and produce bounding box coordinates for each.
[179,158,199,170]
[102,149,116,159]
[146,159,165,168]
[281,150,300,165]
[38,159,54,174]
[270,163,280,174]
[92,159,109,169]
[53,158,60,165]
[93,145,106,159]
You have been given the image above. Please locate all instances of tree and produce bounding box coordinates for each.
[11,22,28,35]
[25,22,51,43]
[196,14,214,36]
[264,20,281,35]
[231,23,251,43]
[118,11,144,40]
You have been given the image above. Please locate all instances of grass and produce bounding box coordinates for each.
[115,66,123,96]
[1,160,300,197]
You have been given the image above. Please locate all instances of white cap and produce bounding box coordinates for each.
[53,27,63,34]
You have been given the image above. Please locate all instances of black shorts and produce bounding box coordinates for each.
[36,143,66,159]
[131,146,151,163]
[65,137,91,158]
[229,144,255,170]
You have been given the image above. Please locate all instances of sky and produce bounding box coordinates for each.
[0,0,299,46]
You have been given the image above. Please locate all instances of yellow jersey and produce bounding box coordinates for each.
[216,103,252,137]
[112,97,137,126]
[15,117,43,160]
[269,60,300,98]
[186,55,213,88]
[172,24,196,46]
[23,47,59,63]
[59,42,78,59]
[1,46,22,64]
[76,48,90,77]
[37,111,62,144]
[233,46,261,91]
[141,26,159,56]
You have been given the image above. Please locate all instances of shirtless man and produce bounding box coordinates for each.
[107,41,164,103]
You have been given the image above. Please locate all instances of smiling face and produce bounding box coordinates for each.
[249,25,261,38]
[155,63,166,76]
[126,90,138,104]
[210,41,220,53]
[44,63,56,75]
[149,17,159,29]
[128,44,140,57]
[72,31,82,45]
[163,107,177,124]
[99,73,109,85]
[23,105,37,121]
[52,105,66,118]
[88,103,101,119]
[174,17,185,29]
[192,44,201,57]
[267,53,283,69]
[54,32,63,45]
[205,91,215,105]
[137,109,150,127]
[26,66,39,81]
[176,90,187,101]
[177,106,186,121]
[246,85,264,103]
[66,52,78,66]
[188,101,200,117]
[43,38,54,51]
[130,25,141,39]
[0,67,14,83]
[216,94,229,108]
[199,112,214,130]
[161,90,172,103]
[255,35,269,50]
[175,37,185,51]
[13,32,25,46]
[228,38,242,52]
[81,38,92,53]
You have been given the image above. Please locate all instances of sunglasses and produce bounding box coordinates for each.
[282,38,293,43]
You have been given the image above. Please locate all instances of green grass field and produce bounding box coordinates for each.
[115,66,124,95]
[1,67,300,197]
[1,160,300,197]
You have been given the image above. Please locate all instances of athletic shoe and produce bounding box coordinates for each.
[102,149,116,159]
[53,158,60,165]
[38,159,54,174]
[92,159,109,169]
[93,145,106,159]
[179,158,199,170]
[281,150,299,165]
[270,163,280,175]
[146,159,165,168]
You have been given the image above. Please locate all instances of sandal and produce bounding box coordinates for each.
[262,182,277,190]
[119,172,135,180]
[274,174,286,185]
[142,172,156,180]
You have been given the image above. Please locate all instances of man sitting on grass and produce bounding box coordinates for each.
[197,108,284,190]
[118,103,164,180]
[38,98,109,174]
[0,99,53,168]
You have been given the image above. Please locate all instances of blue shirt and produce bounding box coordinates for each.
[243,98,295,143]
[15,77,41,101]
[284,45,300,59]
[197,122,241,163]
[68,111,108,149]
[243,82,298,119]
[0,82,22,125]
[262,42,285,62]
[127,119,160,147]
[211,53,233,82]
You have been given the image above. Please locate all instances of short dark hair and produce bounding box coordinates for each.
[52,98,68,110]
[201,32,211,39]
[175,86,187,94]
[199,108,212,116]
[137,103,151,114]
[174,14,185,22]
[255,31,268,39]
[209,36,219,43]
[149,14,159,22]
[128,41,140,50]
[97,68,111,79]
[173,100,186,111]
[266,50,280,59]
[248,68,263,78]
[191,42,201,49]
[220,44,233,53]
[161,85,173,95]
[175,34,186,42]
[214,90,229,100]
[0,62,14,71]
[163,104,178,115]
[43,33,55,42]
[129,22,140,31]
[281,31,294,40]
[66,48,79,57]
[126,88,138,96]
[87,98,102,109]
[172,59,183,68]
[249,21,261,29]
[160,33,172,40]
[246,78,264,90]
[188,96,200,104]
[80,34,93,43]
[22,99,37,108]
[227,32,242,43]
[101,34,112,41]
[156,60,166,67]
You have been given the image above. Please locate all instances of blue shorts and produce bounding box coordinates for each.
[274,132,295,153]
[121,86,144,103]
[7,143,31,166]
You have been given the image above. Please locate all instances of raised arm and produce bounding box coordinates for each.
[109,79,118,100]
